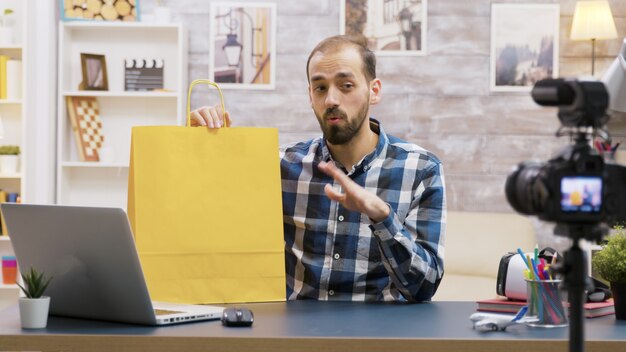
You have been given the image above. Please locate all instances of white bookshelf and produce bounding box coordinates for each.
[57,21,187,209]
[0,0,27,307]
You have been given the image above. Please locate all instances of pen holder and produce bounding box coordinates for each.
[525,279,568,328]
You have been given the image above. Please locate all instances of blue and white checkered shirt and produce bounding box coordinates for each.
[280,119,446,302]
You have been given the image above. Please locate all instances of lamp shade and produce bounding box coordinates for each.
[602,38,626,113]
[571,1,617,40]
[222,33,242,67]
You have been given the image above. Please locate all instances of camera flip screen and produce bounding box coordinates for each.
[560,176,602,213]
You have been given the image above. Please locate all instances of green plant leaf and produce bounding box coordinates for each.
[18,266,52,298]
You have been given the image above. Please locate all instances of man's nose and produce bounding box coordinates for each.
[325,86,340,107]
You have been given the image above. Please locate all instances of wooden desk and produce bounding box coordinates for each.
[0,301,625,352]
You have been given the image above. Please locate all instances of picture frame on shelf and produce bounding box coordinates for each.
[490,3,560,93]
[66,96,105,162]
[209,2,277,90]
[340,0,427,56]
[80,53,108,91]
[60,0,140,22]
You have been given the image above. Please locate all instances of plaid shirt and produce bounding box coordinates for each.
[280,119,446,302]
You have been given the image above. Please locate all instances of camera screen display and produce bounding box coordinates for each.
[561,176,602,213]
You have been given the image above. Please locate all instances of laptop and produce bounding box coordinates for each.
[0,203,224,325]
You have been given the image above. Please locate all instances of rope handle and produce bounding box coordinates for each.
[186,79,227,127]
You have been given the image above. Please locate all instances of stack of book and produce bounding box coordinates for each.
[0,191,20,235]
[476,296,615,318]
[0,56,22,100]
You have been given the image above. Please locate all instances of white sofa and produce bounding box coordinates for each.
[432,211,536,301]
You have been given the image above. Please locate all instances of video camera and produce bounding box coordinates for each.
[505,78,626,235]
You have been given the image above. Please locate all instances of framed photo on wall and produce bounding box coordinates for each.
[209,2,277,90]
[340,0,427,56]
[80,53,108,91]
[490,4,560,92]
[60,0,140,21]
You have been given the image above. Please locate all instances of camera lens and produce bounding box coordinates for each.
[505,161,546,215]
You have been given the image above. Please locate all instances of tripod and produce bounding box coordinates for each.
[553,223,607,352]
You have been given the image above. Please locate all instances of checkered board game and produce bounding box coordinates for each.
[66,96,105,162]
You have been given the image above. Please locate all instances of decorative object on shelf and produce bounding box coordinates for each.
[0,8,15,45]
[570,0,617,77]
[61,0,140,22]
[340,0,427,56]
[0,54,8,99]
[17,266,53,329]
[80,53,108,91]
[6,59,21,99]
[153,1,171,24]
[66,96,105,162]
[602,38,626,114]
[0,145,20,174]
[593,226,626,319]
[490,4,560,92]
[209,2,277,90]
[1,255,17,284]
[124,58,164,91]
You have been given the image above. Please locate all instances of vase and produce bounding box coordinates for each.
[18,296,50,329]
[0,155,18,174]
[611,281,626,320]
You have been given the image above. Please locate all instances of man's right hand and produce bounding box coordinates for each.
[190,105,231,128]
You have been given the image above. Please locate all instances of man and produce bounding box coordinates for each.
[191,35,446,302]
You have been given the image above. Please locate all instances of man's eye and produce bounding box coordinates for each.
[343,83,354,89]
[314,86,326,92]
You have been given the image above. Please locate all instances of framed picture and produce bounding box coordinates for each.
[209,2,277,90]
[490,4,560,92]
[60,0,141,22]
[340,0,427,56]
[80,53,108,91]
[66,96,105,162]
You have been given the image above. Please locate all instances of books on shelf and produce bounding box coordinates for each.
[0,56,22,100]
[0,191,20,236]
[476,297,615,318]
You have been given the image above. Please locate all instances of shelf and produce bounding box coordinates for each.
[63,22,182,30]
[62,91,178,98]
[0,284,18,290]
[0,99,23,105]
[0,173,21,179]
[62,162,128,168]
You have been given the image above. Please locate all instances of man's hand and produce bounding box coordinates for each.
[190,104,231,128]
[318,161,391,223]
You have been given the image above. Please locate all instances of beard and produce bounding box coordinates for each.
[314,95,370,145]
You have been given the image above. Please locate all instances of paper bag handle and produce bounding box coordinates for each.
[186,79,227,128]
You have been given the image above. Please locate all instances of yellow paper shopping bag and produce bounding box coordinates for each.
[128,80,285,304]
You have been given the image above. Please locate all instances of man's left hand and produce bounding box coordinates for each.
[318,161,390,223]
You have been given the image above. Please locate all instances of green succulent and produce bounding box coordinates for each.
[593,226,626,283]
[0,145,20,155]
[16,266,53,299]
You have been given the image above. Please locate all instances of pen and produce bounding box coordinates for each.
[534,244,539,264]
[517,248,531,270]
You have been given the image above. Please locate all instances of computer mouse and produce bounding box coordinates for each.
[221,307,254,327]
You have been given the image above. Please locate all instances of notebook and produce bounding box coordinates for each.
[0,203,224,325]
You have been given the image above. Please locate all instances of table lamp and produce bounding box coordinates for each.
[602,38,626,113]
[570,0,617,76]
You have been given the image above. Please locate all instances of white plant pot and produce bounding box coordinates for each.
[0,155,18,174]
[0,27,14,45]
[19,296,50,329]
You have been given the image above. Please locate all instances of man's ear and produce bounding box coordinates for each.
[308,85,313,108]
[369,79,381,105]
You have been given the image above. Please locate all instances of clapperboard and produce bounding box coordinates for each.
[124,58,164,91]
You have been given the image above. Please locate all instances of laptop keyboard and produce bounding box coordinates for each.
[154,308,185,316]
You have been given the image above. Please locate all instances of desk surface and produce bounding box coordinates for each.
[0,301,625,352]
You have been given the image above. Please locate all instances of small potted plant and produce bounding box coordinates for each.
[0,145,19,174]
[0,9,15,45]
[593,226,626,319]
[16,266,53,329]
